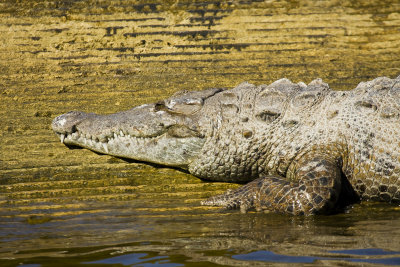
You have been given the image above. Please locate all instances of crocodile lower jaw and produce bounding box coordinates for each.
[57,130,158,155]
[56,128,205,168]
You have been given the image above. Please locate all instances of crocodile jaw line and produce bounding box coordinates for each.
[57,130,204,168]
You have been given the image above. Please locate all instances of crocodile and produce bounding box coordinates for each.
[52,76,400,215]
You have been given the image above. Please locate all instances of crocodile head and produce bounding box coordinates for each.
[51,77,400,213]
[52,88,223,168]
[52,80,310,179]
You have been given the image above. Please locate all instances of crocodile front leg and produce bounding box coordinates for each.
[201,156,343,215]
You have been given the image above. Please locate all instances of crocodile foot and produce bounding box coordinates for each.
[202,156,344,215]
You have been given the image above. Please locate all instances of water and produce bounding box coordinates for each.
[1,200,399,266]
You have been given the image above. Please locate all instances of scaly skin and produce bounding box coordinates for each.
[52,76,400,215]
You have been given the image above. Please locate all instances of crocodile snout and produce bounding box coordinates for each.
[52,111,89,134]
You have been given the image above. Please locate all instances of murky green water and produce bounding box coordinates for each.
[2,195,399,266]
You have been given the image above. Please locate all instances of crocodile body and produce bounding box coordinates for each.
[52,76,400,215]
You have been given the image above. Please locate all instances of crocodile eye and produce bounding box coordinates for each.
[154,101,168,112]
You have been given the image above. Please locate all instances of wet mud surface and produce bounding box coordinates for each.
[1,0,400,265]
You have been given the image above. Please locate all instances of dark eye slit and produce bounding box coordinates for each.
[154,101,167,112]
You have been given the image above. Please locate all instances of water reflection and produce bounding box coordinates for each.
[234,249,400,265]
[84,252,181,266]
[13,243,400,266]
[3,202,400,266]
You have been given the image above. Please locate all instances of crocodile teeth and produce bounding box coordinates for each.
[102,143,109,153]
[60,134,65,143]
